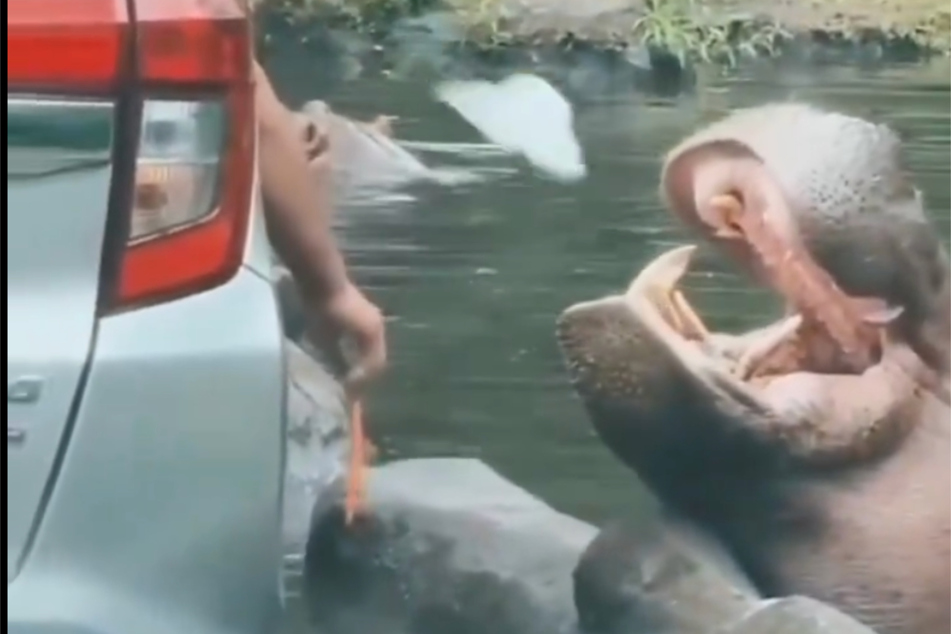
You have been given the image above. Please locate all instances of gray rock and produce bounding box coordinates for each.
[573,516,759,634]
[303,458,597,634]
[718,596,879,633]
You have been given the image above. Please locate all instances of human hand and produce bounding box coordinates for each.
[317,282,388,393]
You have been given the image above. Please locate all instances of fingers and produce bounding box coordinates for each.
[345,320,388,395]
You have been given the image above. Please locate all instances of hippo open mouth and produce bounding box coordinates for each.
[560,243,807,387]
[558,240,935,481]
[555,189,943,477]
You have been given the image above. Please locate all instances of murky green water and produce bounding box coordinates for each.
[268,53,951,526]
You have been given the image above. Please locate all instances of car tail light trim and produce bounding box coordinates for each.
[7,0,255,311]
[135,0,250,85]
[7,0,130,91]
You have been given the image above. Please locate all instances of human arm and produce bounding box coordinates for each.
[253,61,386,389]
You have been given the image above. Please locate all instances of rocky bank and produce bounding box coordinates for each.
[297,456,884,633]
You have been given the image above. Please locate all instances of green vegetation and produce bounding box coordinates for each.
[253,0,951,60]
[626,0,790,65]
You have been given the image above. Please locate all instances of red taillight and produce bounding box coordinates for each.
[116,93,250,307]
[7,0,255,311]
[7,0,129,90]
[135,0,250,84]
[114,0,254,310]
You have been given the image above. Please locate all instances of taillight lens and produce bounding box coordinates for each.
[130,100,225,243]
[117,87,253,310]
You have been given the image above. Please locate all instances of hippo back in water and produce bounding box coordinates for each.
[296,99,432,194]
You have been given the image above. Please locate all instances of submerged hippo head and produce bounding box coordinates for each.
[296,99,396,149]
[555,103,950,634]
[294,99,429,193]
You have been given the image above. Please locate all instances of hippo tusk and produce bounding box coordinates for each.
[625,244,698,298]
[624,245,816,379]
[624,245,710,341]
[672,288,710,340]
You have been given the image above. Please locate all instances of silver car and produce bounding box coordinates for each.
[8,3,343,633]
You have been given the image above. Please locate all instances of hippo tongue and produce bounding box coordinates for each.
[701,192,951,406]
[702,191,899,373]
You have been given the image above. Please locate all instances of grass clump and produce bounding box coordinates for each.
[445,0,511,44]
[631,0,791,65]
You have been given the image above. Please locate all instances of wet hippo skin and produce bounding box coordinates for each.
[556,104,951,634]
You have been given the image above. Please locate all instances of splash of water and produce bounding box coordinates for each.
[435,73,588,183]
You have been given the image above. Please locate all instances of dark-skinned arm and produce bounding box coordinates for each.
[253,61,348,301]
[252,61,387,389]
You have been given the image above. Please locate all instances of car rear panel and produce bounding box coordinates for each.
[8,267,286,634]
[7,96,117,582]
[6,101,287,634]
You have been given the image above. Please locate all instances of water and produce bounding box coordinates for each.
[268,53,951,526]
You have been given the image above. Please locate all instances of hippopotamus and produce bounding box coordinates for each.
[555,103,950,634]
[293,99,434,194]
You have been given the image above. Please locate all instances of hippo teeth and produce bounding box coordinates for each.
[624,245,710,342]
[732,313,803,380]
[625,244,696,298]
[622,245,812,380]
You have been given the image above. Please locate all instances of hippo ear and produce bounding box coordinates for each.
[290,112,315,142]
[302,120,317,143]
[292,113,329,161]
